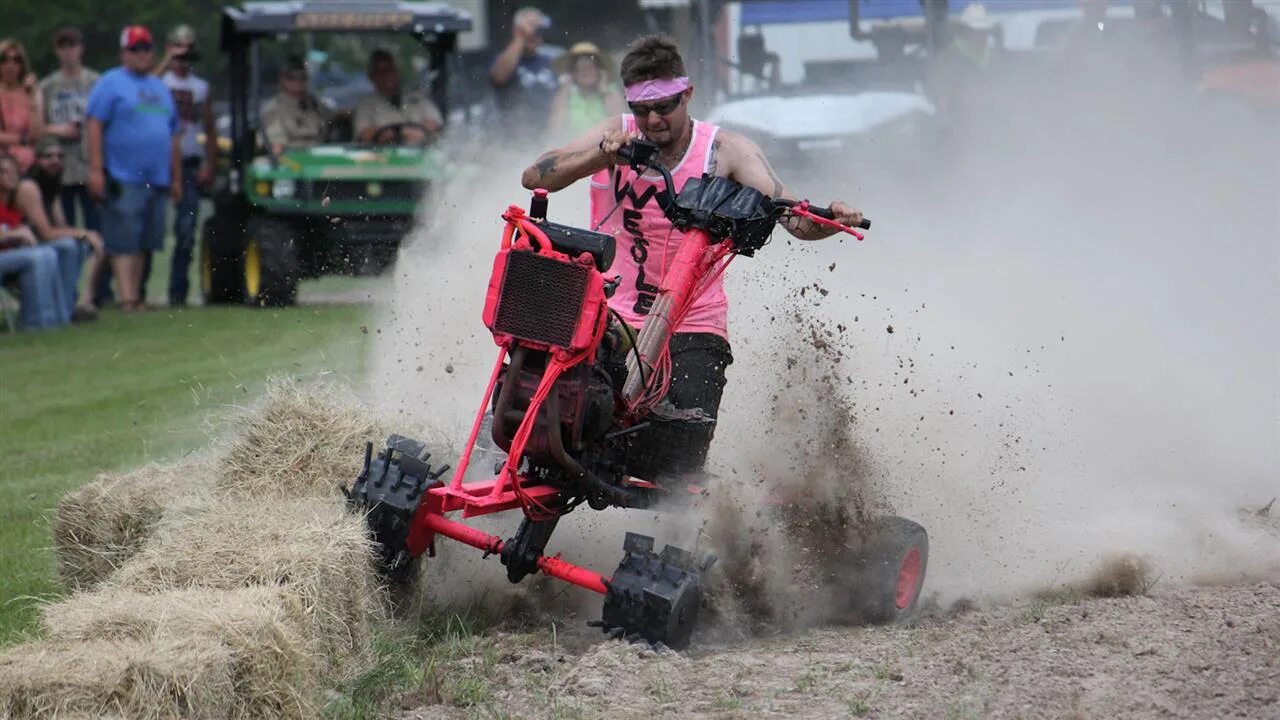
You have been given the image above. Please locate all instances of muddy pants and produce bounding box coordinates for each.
[608,332,734,478]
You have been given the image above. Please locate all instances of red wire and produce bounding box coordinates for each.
[628,239,737,415]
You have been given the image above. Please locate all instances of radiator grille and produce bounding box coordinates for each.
[493,250,589,349]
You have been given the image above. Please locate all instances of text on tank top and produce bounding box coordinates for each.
[588,116,725,338]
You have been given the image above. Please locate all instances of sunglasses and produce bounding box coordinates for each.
[55,39,81,48]
[125,43,154,53]
[39,152,64,160]
[0,54,23,64]
[282,71,307,81]
[628,93,683,118]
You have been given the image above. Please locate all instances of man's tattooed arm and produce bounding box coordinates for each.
[754,150,785,198]
[533,153,558,179]
[707,137,722,176]
[718,130,835,240]
[521,145,609,192]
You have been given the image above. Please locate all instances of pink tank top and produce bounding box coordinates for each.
[589,116,726,338]
[0,90,35,171]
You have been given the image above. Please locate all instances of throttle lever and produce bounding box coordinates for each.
[791,200,866,241]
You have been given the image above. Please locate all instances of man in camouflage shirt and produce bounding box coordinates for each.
[260,56,332,154]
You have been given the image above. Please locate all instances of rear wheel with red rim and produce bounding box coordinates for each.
[849,516,929,624]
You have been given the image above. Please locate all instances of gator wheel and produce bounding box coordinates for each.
[200,219,245,305]
[244,216,300,307]
[346,435,450,585]
[598,533,715,650]
[848,516,929,625]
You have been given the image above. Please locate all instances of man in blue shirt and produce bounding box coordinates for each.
[86,25,180,312]
[489,7,559,139]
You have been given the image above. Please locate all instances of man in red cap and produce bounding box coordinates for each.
[85,25,181,311]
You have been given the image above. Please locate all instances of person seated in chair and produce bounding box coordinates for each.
[0,152,72,329]
[353,50,443,146]
[15,143,102,321]
[260,56,333,156]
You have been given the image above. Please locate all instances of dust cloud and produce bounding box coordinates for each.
[712,53,1280,605]
[370,49,1278,620]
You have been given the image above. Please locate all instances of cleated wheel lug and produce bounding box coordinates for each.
[346,434,443,584]
[600,532,715,650]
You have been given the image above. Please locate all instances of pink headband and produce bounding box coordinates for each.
[624,76,690,103]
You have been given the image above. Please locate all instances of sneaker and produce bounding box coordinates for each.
[71,305,99,323]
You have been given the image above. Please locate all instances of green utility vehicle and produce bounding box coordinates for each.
[202,1,471,306]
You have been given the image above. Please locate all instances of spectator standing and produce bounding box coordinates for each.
[0,39,45,171]
[354,50,443,145]
[86,25,180,313]
[548,42,623,143]
[156,24,215,307]
[26,136,103,321]
[0,152,66,329]
[261,56,333,154]
[39,27,100,235]
[488,7,559,138]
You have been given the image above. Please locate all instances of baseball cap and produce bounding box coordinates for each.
[515,7,552,30]
[120,26,153,51]
[282,55,308,75]
[53,27,83,46]
[168,24,196,45]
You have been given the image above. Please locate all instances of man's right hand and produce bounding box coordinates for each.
[88,169,105,202]
[598,130,640,165]
[514,13,542,43]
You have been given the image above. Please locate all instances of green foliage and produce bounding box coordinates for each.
[325,608,502,719]
[4,0,227,83]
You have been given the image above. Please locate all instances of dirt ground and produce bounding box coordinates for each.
[400,581,1279,720]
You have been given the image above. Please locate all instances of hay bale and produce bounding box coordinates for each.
[52,459,214,591]
[40,587,320,718]
[217,379,387,500]
[0,637,235,720]
[108,496,384,673]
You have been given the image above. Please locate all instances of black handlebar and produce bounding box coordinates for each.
[617,139,871,230]
[613,141,657,167]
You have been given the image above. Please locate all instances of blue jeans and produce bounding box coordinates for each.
[47,237,87,320]
[169,162,201,305]
[0,245,67,330]
[58,183,113,307]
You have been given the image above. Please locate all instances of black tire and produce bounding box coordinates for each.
[200,218,245,305]
[244,216,300,307]
[847,516,929,625]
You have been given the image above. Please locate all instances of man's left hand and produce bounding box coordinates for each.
[170,183,183,203]
[829,201,864,229]
[197,164,213,189]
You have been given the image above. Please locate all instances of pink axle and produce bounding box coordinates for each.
[418,510,610,595]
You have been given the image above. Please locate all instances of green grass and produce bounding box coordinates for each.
[325,610,500,719]
[0,302,372,645]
